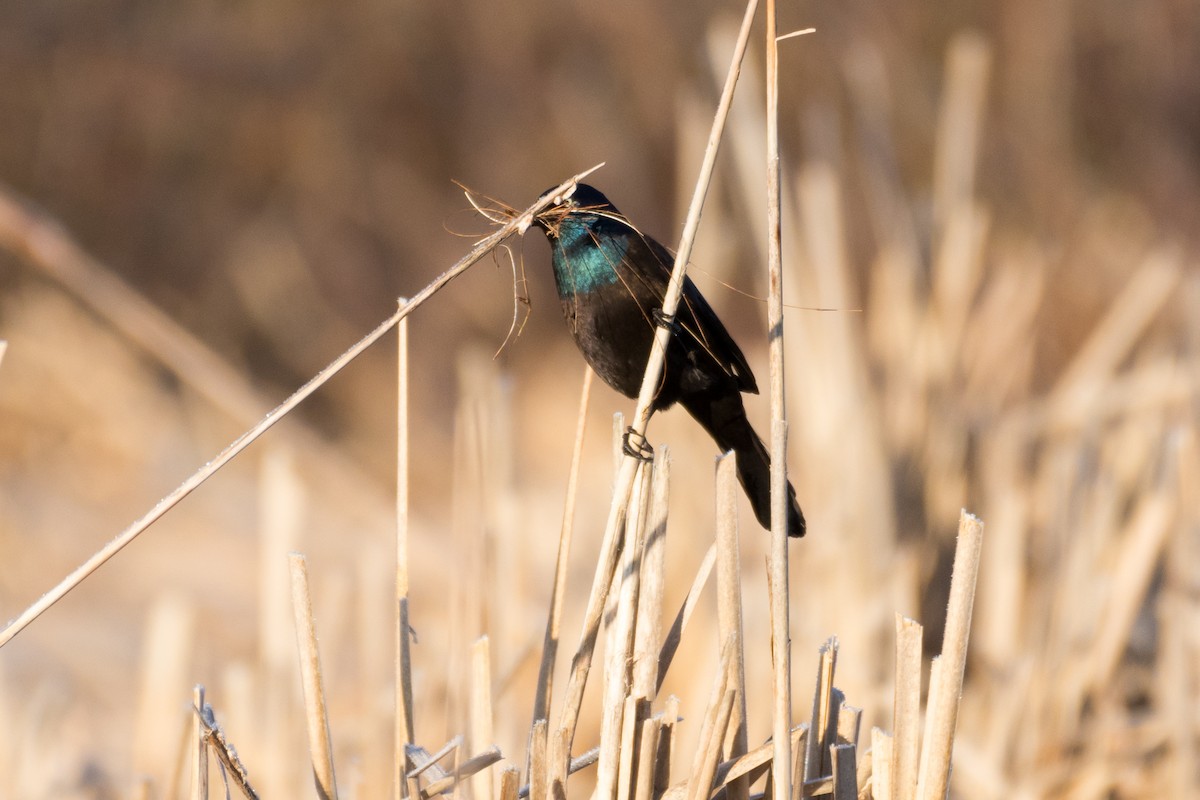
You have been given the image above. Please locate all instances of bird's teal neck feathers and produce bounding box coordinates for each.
[551,218,628,296]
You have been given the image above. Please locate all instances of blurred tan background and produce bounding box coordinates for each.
[1,1,1198,798]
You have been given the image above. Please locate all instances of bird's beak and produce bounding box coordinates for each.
[529,182,581,237]
[541,182,578,208]
[531,203,569,238]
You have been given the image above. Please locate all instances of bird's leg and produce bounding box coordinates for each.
[622,426,654,463]
[620,308,677,463]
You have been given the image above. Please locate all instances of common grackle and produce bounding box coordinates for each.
[531,183,805,537]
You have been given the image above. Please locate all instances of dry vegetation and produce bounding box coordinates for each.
[1,1,1198,799]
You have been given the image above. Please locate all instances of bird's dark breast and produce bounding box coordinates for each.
[560,278,662,400]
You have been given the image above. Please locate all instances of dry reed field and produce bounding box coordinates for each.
[1,1,1198,798]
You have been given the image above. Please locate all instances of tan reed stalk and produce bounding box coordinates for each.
[470,636,495,800]
[500,767,520,800]
[410,735,462,781]
[484,359,522,680]
[598,462,651,800]
[892,615,923,800]
[842,704,865,793]
[632,714,661,800]
[872,728,894,800]
[132,595,195,785]
[639,706,667,800]
[632,447,669,701]
[931,200,989,383]
[764,4,793,798]
[353,550,392,795]
[449,388,483,743]
[838,703,862,749]
[0,663,9,796]
[931,33,991,240]
[450,746,461,800]
[657,694,680,797]
[599,415,629,725]
[259,449,304,797]
[553,494,627,762]
[0,340,6,370]
[975,424,1028,669]
[1086,490,1175,693]
[695,691,738,800]
[612,412,626,480]
[686,637,736,800]
[193,698,260,800]
[528,718,548,800]
[191,685,208,800]
[1164,429,1199,797]
[830,744,857,800]
[660,725,808,800]
[803,639,838,784]
[167,699,198,800]
[917,511,983,800]
[531,367,594,742]
[289,553,339,800]
[549,726,571,800]
[914,658,940,799]
[615,696,643,800]
[396,298,415,800]
[657,543,717,694]
[714,452,749,800]
[854,739,873,795]
[816,695,854,796]
[420,747,502,799]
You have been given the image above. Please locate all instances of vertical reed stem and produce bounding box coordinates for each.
[396,299,415,799]
[765,4,793,797]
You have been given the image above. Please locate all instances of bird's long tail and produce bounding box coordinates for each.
[681,389,806,538]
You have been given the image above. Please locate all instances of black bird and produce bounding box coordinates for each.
[531,183,805,537]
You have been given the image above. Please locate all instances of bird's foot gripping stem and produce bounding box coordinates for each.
[622,427,655,463]
[651,308,679,335]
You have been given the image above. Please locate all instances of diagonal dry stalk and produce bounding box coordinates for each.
[289,553,339,800]
[192,698,261,800]
[554,0,762,760]
[530,366,594,736]
[916,511,983,800]
[0,163,603,649]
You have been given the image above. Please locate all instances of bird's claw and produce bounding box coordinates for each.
[622,427,655,463]
[652,308,679,335]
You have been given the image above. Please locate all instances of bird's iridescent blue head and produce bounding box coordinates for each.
[531,183,638,295]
